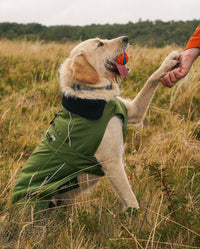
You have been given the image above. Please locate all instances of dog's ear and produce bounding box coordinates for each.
[72,52,99,84]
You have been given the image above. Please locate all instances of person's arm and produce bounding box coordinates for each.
[161,24,200,88]
[161,48,200,87]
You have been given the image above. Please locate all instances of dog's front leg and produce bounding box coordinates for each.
[103,160,139,211]
[95,116,139,211]
[122,51,180,124]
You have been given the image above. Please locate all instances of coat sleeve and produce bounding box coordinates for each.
[184,24,200,50]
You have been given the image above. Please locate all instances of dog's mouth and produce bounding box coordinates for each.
[105,56,129,78]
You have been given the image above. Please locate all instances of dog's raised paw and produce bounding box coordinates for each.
[162,51,180,73]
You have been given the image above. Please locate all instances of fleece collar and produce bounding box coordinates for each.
[62,95,106,120]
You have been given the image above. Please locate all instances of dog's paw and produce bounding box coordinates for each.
[161,51,180,73]
[122,201,140,213]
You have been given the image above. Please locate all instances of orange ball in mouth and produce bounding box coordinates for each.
[116,52,129,65]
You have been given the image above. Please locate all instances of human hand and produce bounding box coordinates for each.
[161,48,200,88]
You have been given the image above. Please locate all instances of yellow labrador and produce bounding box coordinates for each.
[52,36,180,211]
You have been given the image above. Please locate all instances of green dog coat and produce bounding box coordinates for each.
[12,96,127,210]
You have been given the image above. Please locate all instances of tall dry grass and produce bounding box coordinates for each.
[0,39,200,248]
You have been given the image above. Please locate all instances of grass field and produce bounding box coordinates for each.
[0,39,200,248]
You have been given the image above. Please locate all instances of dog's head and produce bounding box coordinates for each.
[60,36,129,101]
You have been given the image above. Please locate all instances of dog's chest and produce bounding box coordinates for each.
[95,116,124,165]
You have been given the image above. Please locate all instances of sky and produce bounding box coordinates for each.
[0,0,200,26]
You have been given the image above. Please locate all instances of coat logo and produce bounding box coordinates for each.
[46,131,56,142]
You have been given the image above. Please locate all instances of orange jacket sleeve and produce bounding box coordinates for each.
[184,24,200,50]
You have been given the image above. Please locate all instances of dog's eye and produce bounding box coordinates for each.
[98,42,104,47]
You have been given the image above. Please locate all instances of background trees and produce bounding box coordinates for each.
[0,20,199,46]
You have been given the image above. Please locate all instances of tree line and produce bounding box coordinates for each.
[0,20,199,47]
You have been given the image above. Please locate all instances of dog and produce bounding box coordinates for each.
[12,36,180,212]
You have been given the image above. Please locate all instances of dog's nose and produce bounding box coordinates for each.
[122,36,129,44]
